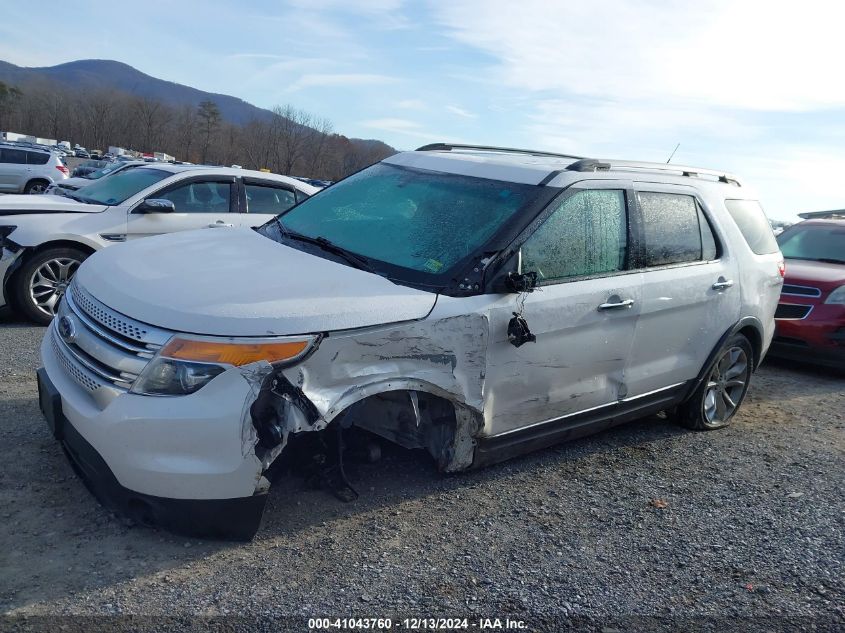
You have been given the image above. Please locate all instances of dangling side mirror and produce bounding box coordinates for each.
[505,271,537,293]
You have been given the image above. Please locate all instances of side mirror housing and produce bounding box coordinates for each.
[489,270,538,294]
[136,198,175,214]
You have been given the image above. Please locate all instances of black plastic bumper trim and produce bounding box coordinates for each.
[37,367,268,541]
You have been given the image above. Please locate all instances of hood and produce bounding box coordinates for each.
[784,259,845,289]
[55,177,91,190]
[76,228,439,336]
[0,194,107,215]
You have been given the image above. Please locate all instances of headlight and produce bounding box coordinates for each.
[825,285,845,305]
[130,334,317,396]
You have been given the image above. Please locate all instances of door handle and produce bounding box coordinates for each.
[598,298,635,310]
[712,279,734,290]
[208,222,234,228]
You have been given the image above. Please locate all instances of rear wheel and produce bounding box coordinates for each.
[678,334,753,430]
[24,179,50,194]
[13,247,88,324]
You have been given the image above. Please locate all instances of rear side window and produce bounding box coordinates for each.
[638,192,718,266]
[521,189,627,282]
[0,148,27,164]
[26,151,50,165]
[245,183,297,214]
[724,199,779,255]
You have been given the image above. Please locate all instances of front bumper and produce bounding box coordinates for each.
[38,330,272,540]
[0,246,23,309]
[772,310,845,370]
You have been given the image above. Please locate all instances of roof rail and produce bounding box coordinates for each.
[567,158,742,186]
[416,143,583,161]
[797,210,845,219]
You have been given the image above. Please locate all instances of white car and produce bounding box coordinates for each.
[0,143,69,194]
[35,144,783,539]
[0,164,319,323]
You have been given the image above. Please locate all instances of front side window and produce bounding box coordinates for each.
[521,189,627,282]
[76,168,170,205]
[245,183,296,214]
[156,181,232,213]
[274,163,541,276]
[777,224,845,264]
[639,192,716,266]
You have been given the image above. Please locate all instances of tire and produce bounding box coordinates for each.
[677,334,753,430]
[13,247,88,325]
[24,180,50,195]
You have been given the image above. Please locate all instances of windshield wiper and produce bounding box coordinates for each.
[279,226,376,273]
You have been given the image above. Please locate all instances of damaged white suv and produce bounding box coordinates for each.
[37,144,783,539]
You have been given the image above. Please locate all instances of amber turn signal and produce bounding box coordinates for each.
[160,337,312,366]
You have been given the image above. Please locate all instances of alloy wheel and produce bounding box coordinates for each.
[29,257,80,317]
[702,346,748,426]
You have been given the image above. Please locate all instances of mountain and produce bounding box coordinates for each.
[0,59,281,125]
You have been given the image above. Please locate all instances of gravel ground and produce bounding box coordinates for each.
[0,307,843,632]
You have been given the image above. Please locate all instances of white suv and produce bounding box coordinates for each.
[35,144,783,539]
[0,164,319,323]
[0,143,69,194]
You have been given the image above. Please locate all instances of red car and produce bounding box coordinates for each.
[770,212,845,369]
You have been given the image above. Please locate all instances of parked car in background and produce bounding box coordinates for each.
[32,144,782,538]
[46,160,145,196]
[74,149,90,159]
[0,143,69,194]
[770,210,845,369]
[0,164,319,323]
[71,160,109,179]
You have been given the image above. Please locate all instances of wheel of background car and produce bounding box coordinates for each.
[677,333,753,430]
[13,247,88,325]
[24,180,50,194]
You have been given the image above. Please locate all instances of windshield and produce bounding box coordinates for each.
[75,168,171,205]
[272,162,540,277]
[777,224,845,263]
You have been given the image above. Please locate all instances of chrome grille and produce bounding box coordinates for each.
[50,282,173,406]
[70,282,150,342]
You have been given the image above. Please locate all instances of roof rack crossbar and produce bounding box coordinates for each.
[567,159,741,186]
[416,143,583,161]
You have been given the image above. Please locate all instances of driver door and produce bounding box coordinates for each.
[125,176,238,239]
[483,181,642,436]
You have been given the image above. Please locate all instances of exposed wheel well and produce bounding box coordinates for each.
[331,390,481,472]
[5,241,95,305]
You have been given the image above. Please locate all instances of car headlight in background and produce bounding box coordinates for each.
[824,285,845,305]
[130,335,318,396]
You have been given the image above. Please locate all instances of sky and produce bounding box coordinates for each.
[2,0,845,220]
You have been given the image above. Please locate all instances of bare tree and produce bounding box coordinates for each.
[197,100,221,163]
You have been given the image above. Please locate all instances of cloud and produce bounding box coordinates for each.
[288,73,398,92]
[360,118,452,142]
[446,105,476,119]
[433,0,845,111]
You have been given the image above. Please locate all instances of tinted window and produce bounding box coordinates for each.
[156,181,232,213]
[522,189,627,282]
[699,205,718,260]
[245,183,296,214]
[26,151,50,165]
[777,224,845,263]
[724,199,779,255]
[278,162,539,275]
[76,168,170,205]
[0,148,27,164]
[639,192,707,266]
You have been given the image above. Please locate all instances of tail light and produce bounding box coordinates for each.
[56,165,69,175]
[777,260,785,277]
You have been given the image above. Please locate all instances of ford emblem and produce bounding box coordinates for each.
[58,315,76,342]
